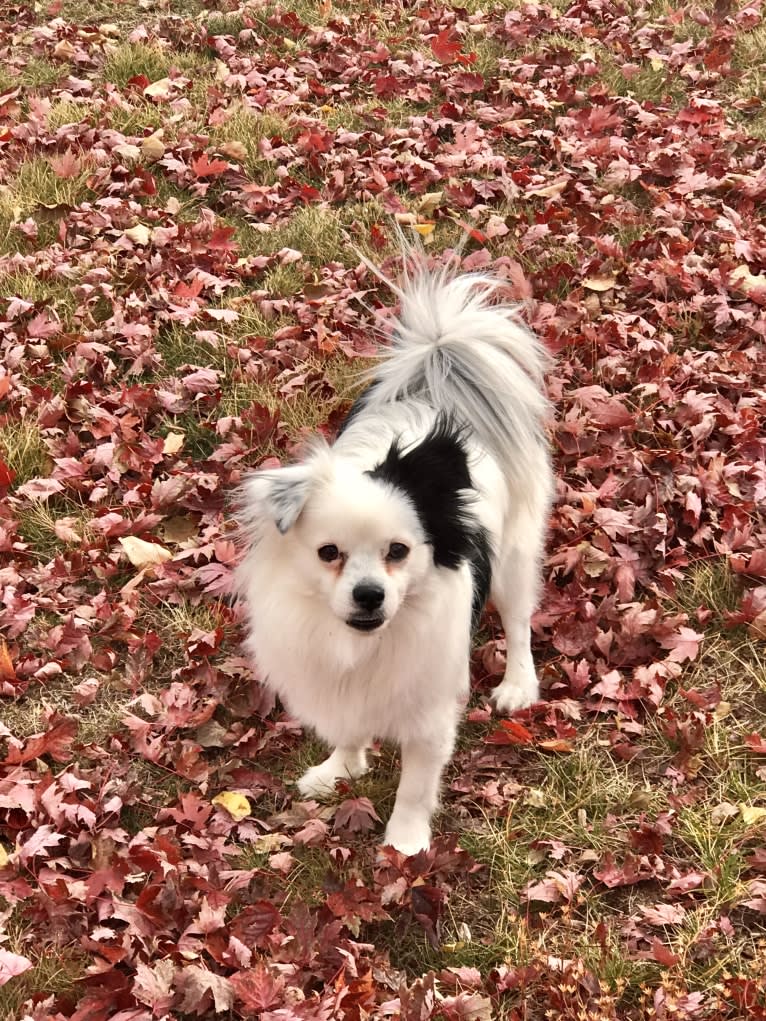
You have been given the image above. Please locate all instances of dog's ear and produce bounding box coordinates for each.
[239,464,313,535]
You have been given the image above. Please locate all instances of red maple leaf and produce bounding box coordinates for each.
[650,938,680,967]
[484,719,535,745]
[0,641,16,683]
[430,29,475,66]
[333,796,381,834]
[3,714,77,765]
[659,626,703,664]
[745,733,766,755]
[191,153,230,178]
[231,964,285,1013]
[229,902,281,946]
[173,277,205,300]
[207,226,237,251]
[49,148,82,179]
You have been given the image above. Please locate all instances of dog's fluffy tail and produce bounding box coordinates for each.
[362,257,551,479]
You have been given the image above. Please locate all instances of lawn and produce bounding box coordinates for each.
[1,0,766,1017]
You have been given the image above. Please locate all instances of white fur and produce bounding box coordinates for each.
[235,258,553,856]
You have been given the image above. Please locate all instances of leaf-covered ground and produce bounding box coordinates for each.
[2,0,766,1017]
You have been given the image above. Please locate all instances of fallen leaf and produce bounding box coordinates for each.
[740,805,766,827]
[334,797,381,834]
[0,949,33,986]
[0,641,15,683]
[123,224,151,246]
[218,140,248,161]
[650,938,680,967]
[144,77,174,99]
[141,133,165,161]
[163,431,185,454]
[417,191,444,216]
[118,536,172,567]
[212,791,251,821]
[582,272,617,291]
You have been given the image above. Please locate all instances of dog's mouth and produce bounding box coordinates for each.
[347,615,385,632]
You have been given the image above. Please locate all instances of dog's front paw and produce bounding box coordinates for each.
[297,763,340,800]
[383,816,431,857]
[491,670,539,714]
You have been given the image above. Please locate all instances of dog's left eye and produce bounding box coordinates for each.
[386,542,410,562]
[318,544,340,562]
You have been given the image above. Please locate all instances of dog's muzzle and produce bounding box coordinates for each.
[347,615,385,632]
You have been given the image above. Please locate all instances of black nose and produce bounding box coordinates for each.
[352,582,385,612]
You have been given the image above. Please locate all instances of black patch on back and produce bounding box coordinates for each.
[368,416,483,573]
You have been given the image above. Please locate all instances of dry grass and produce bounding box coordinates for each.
[0,933,86,1021]
[0,419,51,486]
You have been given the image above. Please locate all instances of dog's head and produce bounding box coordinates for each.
[238,420,477,634]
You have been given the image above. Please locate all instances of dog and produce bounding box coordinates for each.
[234,253,553,855]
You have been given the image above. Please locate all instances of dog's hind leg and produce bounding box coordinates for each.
[297,745,369,800]
[384,729,455,856]
[489,527,545,714]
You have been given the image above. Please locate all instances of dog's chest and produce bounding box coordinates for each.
[252,619,468,747]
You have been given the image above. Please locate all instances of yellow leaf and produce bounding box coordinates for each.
[118,536,172,568]
[123,224,151,246]
[141,134,165,162]
[113,142,141,162]
[650,57,664,72]
[251,833,288,853]
[162,432,185,455]
[582,272,617,292]
[412,222,435,238]
[740,804,766,826]
[731,264,766,296]
[0,844,9,868]
[417,191,444,216]
[144,77,173,99]
[163,515,197,543]
[53,39,76,61]
[713,700,731,720]
[527,179,568,199]
[212,792,251,821]
[218,141,247,161]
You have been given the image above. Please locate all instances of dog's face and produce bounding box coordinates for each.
[244,457,431,634]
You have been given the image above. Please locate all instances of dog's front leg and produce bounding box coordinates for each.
[297,745,369,799]
[384,731,455,856]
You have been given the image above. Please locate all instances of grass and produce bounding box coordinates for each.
[1,156,95,224]
[0,420,51,486]
[208,105,292,178]
[232,200,393,266]
[0,932,86,1020]
[13,500,92,560]
[102,41,211,88]
[46,99,98,132]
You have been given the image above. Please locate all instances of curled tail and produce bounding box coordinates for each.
[361,257,551,479]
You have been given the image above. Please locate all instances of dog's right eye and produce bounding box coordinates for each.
[318,544,340,562]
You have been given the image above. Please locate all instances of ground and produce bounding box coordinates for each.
[1,0,766,1018]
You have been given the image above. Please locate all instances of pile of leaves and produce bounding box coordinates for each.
[1,0,766,1017]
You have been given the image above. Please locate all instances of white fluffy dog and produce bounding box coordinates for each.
[235,256,553,856]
